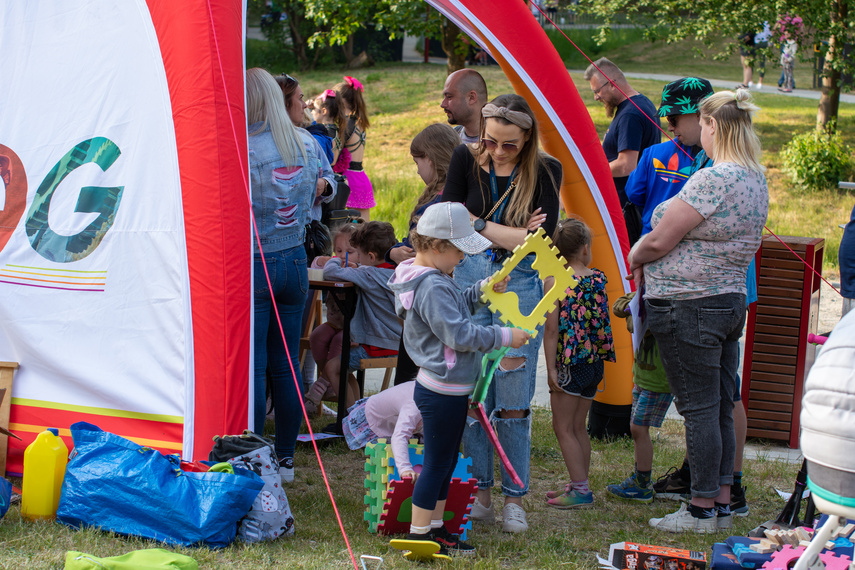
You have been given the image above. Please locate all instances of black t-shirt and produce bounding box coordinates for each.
[442,145,562,238]
[602,94,660,199]
[602,94,660,163]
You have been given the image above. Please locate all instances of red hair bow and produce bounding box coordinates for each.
[343,76,363,92]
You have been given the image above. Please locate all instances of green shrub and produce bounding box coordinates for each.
[781,128,854,192]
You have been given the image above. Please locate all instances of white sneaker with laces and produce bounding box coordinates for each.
[468,497,495,523]
[502,503,528,533]
[648,503,717,534]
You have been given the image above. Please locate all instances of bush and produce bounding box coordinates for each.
[781,128,854,192]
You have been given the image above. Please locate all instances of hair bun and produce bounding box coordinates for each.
[733,88,760,114]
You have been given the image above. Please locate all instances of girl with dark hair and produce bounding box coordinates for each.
[334,76,374,220]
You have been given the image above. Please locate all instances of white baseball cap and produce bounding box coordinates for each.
[416,202,492,255]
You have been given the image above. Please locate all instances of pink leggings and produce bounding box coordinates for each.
[310,323,343,365]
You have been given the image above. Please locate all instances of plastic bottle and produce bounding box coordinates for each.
[21,428,69,520]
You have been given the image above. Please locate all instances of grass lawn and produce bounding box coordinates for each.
[2,39,847,569]
[1,411,801,569]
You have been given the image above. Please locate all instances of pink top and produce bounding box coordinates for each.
[365,381,422,474]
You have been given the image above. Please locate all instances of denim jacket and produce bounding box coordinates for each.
[248,122,334,253]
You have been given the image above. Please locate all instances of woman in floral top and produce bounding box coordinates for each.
[543,216,615,509]
[628,89,768,534]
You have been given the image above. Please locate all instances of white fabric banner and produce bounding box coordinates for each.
[0,2,190,418]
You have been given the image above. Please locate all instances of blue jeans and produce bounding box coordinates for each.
[646,293,745,499]
[254,246,309,459]
[412,382,469,510]
[454,252,543,497]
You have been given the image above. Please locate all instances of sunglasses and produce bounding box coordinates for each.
[279,73,298,85]
[481,138,520,152]
[592,80,610,96]
[666,115,679,127]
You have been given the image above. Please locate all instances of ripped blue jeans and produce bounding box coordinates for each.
[454,252,543,497]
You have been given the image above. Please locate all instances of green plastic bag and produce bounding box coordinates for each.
[65,548,198,569]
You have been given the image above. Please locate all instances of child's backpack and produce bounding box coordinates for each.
[209,431,295,541]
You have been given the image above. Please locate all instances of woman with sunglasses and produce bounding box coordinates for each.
[247,68,333,483]
[442,93,562,533]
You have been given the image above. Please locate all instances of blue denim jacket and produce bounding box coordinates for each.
[248,122,334,253]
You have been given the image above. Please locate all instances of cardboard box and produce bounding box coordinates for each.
[608,542,707,570]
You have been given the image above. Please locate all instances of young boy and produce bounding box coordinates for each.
[388,202,529,557]
[322,221,401,408]
[605,291,672,503]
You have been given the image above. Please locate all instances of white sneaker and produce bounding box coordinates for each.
[649,503,717,534]
[279,457,295,484]
[468,497,495,523]
[502,503,528,533]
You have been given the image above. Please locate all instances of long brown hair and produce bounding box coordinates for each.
[472,94,556,228]
[335,78,370,131]
[409,123,460,222]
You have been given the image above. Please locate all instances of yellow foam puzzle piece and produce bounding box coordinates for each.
[480,228,577,337]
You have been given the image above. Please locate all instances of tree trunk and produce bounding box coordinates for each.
[342,34,355,67]
[286,13,309,71]
[441,20,466,74]
[817,0,847,131]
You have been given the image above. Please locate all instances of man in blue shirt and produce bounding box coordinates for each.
[586,58,661,244]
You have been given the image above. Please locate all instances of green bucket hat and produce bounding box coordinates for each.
[658,77,714,117]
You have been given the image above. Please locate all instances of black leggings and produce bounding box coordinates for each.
[411,382,469,510]
[393,336,418,385]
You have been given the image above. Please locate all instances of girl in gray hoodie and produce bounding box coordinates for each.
[388,202,529,557]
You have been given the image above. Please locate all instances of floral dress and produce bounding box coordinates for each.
[556,269,616,368]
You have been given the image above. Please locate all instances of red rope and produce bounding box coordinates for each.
[532,3,843,299]
[204,4,359,568]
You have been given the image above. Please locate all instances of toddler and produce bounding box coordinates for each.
[322,220,400,408]
[342,381,423,480]
[388,201,530,557]
[543,216,615,508]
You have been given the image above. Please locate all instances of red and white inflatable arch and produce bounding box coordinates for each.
[0,0,633,475]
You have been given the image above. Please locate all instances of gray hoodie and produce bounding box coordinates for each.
[388,259,512,396]
[323,258,401,351]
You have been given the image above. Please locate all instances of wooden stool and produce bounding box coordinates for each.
[356,356,398,396]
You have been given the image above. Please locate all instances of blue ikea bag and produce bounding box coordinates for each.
[57,422,263,548]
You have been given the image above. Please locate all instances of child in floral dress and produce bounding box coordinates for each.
[543,216,615,508]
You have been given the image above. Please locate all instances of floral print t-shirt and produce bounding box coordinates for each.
[645,161,769,300]
[557,269,616,367]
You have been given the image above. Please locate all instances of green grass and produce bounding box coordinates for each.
[1,411,802,569]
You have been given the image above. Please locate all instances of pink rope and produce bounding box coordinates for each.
[204,4,359,568]
[531,3,692,160]
[533,4,843,299]
[763,227,842,296]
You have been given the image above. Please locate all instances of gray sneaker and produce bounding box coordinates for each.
[501,503,528,533]
[468,497,495,523]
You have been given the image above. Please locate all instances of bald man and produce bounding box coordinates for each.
[440,69,488,144]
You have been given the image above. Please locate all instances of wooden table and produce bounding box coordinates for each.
[308,280,357,434]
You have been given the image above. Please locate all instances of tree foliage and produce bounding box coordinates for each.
[576,0,854,130]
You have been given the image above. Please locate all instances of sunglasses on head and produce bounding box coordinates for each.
[481,138,519,152]
[280,73,298,85]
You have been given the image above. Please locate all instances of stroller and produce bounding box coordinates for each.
[795,310,855,569]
